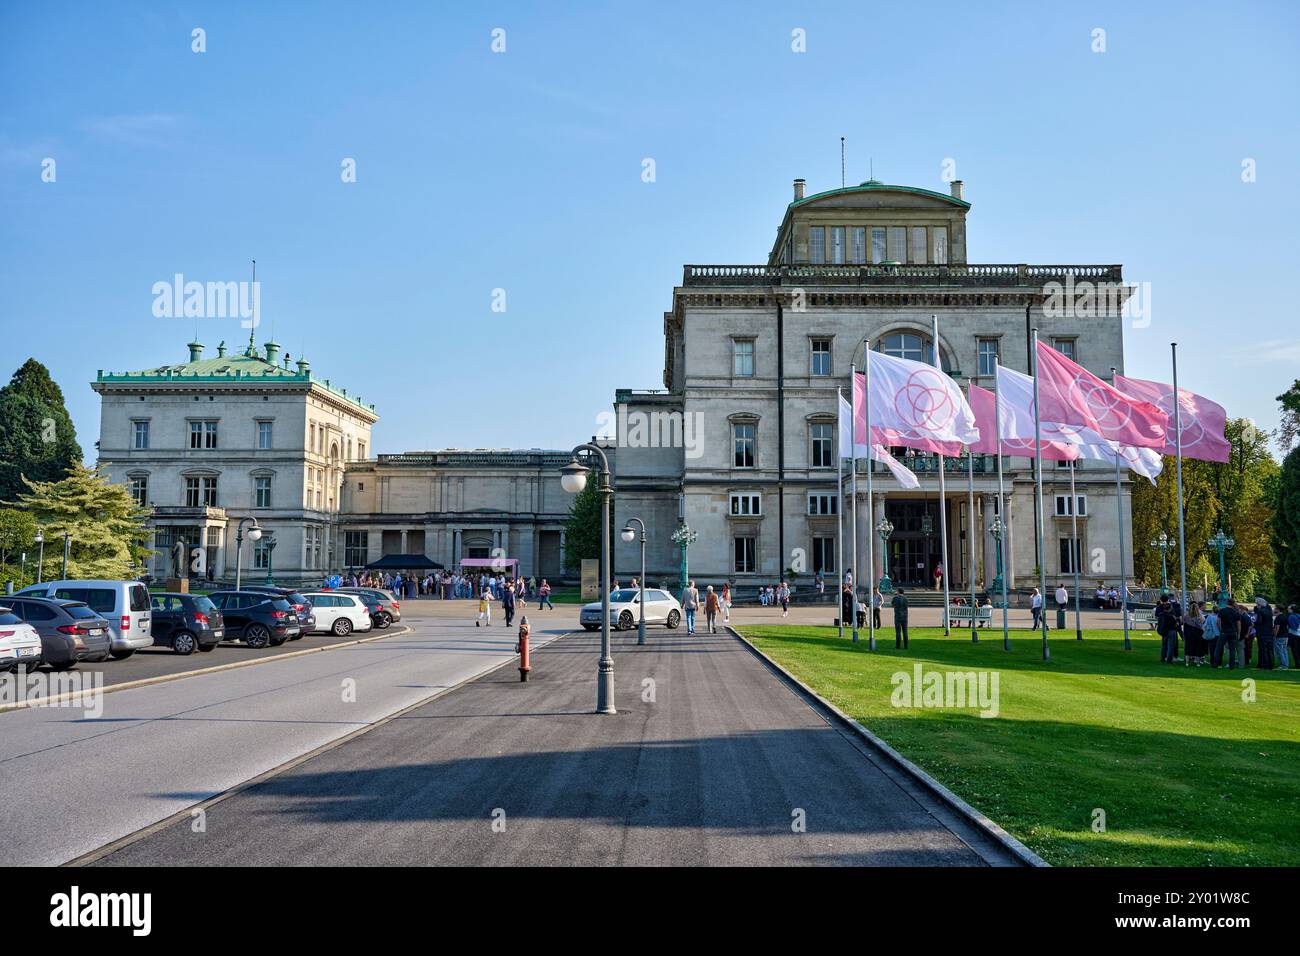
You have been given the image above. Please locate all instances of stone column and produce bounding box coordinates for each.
[400,529,408,555]
[559,531,567,573]
[854,489,871,592]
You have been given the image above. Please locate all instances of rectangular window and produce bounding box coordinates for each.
[887,226,907,262]
[1052,338,1077,362]
[932,226,949,264]
[729,493,761,516]
[851,227,866,264]
[807,493,838,516]
[810,338,832,376]
[132,420,149,449]
[910,226,928,264]
[733,536,756,574]
[871,227,887,263]
[185,477,199,508]
[357,441,366,460]
[129,476,148,506]
[978,338,1000,377]
[830,226,845,264]
[201,477,218,507]
[344,531,368,567]
[1055,494,1087,517]
[255,476,272,508]
[733,339,755,377]
[733,423,756,468]
[809,226,825,263]
[257,420,273,449]
[812,536,836,574]
[189,420,218,449]
[253,534,274,570]
[1060,537,1082,574]
[810,422,834,468]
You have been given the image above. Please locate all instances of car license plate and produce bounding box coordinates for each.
[90,628,103,637]
[212,630,223,638]
[19,647,37,657]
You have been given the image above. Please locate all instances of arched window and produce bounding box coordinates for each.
[878,332,951,372]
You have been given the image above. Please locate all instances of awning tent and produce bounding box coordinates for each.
[363,554,445,571]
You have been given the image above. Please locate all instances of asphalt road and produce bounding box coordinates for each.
[0,610,573,866]
[92,628,1015,866]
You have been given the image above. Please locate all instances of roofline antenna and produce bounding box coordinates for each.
[840,137,845,188]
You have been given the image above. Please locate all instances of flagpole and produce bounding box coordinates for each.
[1112,365,1132,651]
[864,339,877,651]
[932,314,951,635]
[1031,330,1050,661]
[1171,342,1189,660]
[993,357,1010,651]
[837,388,845,640]
[1070,459,1083,640]
[966,382,977,642]
[850,364,860,644]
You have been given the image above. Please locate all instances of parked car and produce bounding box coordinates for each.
[0,608,44,673]
[206,591,300,648]
[580,588,682,631]
[299,591,374,637]
[15,580,152,659]
[238,586,315,639]
[337,588,401,627]
[149,593,225,655]
[2,596,112,669]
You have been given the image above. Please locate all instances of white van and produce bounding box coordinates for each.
[15,580,152,659]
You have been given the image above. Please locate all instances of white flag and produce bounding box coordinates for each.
[866,350,980,450]
[839,391,920,488]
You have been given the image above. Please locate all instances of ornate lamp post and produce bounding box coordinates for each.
[875,517,895,593]
[989,515,1006,597]
[621,517,647,646]
[671,524,697,594]
[1207,530,1234,603]
[264,537,278,586]
[1150,530,1172,592]
[920,513,934,588]
[34,530,45,583]
[561,444,615,715]
[234,516,262,590]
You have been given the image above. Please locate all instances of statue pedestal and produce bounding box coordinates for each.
[164,577,190,594]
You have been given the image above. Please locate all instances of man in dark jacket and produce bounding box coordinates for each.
[1212,601,1236,667]
[502,580,516,627]
[892,589,910,649]
[1156,594,1182,663]
[1255,600,1275,670]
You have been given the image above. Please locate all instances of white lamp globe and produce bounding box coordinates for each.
[559,460,588,494]
[248,527,263,541]
[621,527,635,543]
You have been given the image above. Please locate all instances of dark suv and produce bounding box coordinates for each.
[2,596,112,669]
[207,591,300,648]
[150,593,225,655]
[239,586,315,639]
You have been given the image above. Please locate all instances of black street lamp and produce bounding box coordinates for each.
[620,517,647,646]
[234,516,262,590]
[561,444,615,714]
[34,530,45,583]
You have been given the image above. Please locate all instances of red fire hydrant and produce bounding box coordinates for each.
[516,616,531,682]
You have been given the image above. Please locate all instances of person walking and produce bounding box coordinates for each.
[721,582,731,624]
[501,579,516,627]
[777,580,790,618]
[1030,588,1043,630]
[681,580,700,635]
[841,584,853,632]
[704,585,720,633]
[933,562,944,592]
[537,578,553,610]
[476,587,493,627]
[892,588,910,649]
[872,587,883,629]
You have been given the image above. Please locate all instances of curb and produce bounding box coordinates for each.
[0,624,415,714]
[727,625,1049,868]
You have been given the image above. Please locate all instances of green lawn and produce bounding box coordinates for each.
[739,625,1300,866]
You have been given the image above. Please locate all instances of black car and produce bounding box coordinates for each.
[149,593,225,655]
[207,591,300,648]
[2,596,113,669]
[239,586,315,639]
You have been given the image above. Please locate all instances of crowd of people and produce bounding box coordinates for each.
[1154,592,1298,669]
[329,570,555,611]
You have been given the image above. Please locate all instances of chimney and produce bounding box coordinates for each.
[187,341,204,362]
[793,178,806,201]
[216,341,227,358]
[296,357,310,375]
[950,179,964,201]
[264,341,280,364]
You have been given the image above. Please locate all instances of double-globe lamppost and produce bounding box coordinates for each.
[989,516,1006,596]
[620,517,647,646]
[875,518,894,593]
[1150,530,1173,592]
[234,516,263,590]
[1207,529,1234,604]
[671,523,697,594]
[560,444,615,715]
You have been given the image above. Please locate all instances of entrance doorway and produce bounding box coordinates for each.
[884,500,944,587]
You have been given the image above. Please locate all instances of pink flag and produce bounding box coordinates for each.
[1034,342,1168,449]
[1115,374,1231,463]
[970,380,1079,460]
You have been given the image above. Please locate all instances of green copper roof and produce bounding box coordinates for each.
[94,338,377,415]
[790,181,970,209]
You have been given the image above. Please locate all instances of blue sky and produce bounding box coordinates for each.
[3,1,1297,457]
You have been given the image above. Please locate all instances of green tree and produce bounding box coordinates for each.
[562,472,611,574]
[7,464,152,580]
[1274,446,1300,604]
[0,507,40,588]
[0,359,83,502]
[1277,379,1300,453]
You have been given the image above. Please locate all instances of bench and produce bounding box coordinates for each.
[1134,608,1159,629]
[947,605,993,624]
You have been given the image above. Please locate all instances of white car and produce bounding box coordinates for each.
[300,592,375,637]
[580,588,682,631]
[0,607,44,673]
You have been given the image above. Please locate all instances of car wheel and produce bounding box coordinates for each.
[172,631,197,655]
[109,649,135,660]
[618,610,634,631]
[333,618,353,636]
[47,661,77,672]
[665,610,681,629]
[244,625,271,649]
[375,613,391,629]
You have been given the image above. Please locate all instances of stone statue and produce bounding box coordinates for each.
[172,537,188,579]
